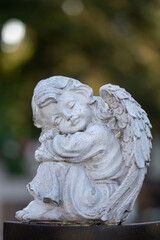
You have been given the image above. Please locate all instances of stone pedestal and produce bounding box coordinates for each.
[4,221,160,240]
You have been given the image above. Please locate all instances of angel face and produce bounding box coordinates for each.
[40,91,92,134]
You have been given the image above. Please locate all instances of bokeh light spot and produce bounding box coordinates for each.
[1,19,26,53]
[62,0,84,16]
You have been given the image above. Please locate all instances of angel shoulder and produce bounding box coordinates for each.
[86,123,119,145]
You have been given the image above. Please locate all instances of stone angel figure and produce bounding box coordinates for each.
[16,76,152,225]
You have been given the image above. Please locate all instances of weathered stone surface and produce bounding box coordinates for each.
[15,76,152,225]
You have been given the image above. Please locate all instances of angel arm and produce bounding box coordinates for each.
[35,124,107,163]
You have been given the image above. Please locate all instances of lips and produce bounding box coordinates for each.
[71,117,79,126]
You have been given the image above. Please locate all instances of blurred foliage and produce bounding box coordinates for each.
[0,0,160,173]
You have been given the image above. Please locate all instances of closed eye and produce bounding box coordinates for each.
[68,101,75,109]
[54,116,62,126]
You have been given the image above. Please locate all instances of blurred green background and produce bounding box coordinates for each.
[0,0,160,229]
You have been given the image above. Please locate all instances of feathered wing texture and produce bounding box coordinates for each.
[99,84,152,224]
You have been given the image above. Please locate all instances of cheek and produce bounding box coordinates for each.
[59,121,72,131]
[77,105,90,116]
[83,107,92,119]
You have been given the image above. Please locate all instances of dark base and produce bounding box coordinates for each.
[4,221,160,240]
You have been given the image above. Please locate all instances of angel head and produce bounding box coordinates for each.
[32,76,112,134]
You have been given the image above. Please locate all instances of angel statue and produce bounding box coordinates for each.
[16,76,152,225]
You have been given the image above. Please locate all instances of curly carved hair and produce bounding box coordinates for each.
[32,76,113,129]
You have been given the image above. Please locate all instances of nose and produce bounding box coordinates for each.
[65,112,72,121]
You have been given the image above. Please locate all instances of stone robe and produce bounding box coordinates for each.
[28,123,123,221]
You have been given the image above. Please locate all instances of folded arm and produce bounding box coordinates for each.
[35,125,107,163]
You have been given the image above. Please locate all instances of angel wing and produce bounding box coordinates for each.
[99,84,152,224]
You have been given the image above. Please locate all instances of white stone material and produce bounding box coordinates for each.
[16,76,152,225]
